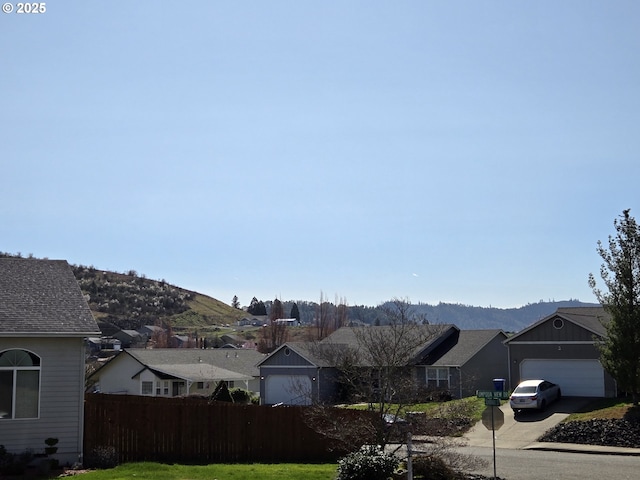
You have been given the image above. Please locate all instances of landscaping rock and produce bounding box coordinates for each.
[539,418,640,448]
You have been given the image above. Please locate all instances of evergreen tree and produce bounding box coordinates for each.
[589,209,640,404]
[247,297,268,316]
[231,295,240,309]
[290,302,300,325]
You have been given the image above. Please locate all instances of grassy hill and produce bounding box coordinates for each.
[69,264,245,335]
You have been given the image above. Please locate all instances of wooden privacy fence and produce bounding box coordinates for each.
[84,394,370,464]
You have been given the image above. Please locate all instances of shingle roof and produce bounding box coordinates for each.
[143,364,253,382]
[125,348,265,378]
[0,258,100,337]
[429,330,506,366]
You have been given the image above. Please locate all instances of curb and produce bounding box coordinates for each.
[523,442,640,456]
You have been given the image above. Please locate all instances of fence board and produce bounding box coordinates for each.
[84,394,368,464]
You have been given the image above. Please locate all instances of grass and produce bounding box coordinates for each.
[346,396,486,422]
[565,397,640,422]
[64,462,338,480]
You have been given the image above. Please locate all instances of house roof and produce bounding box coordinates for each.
[140,364,253,383]
[504,306,609,343]
[259,325,460,368]
[263,341,353,368]
[427,329,507,366]
[0,258,100,337]
[322,324,459,363]
[124,348,265,378]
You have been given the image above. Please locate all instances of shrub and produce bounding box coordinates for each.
[411,454,458,480]
[0,446,35,476]
[336,445,399,480]
[84,445,118,469]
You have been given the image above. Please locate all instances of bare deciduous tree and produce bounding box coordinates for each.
[308,298,445,450]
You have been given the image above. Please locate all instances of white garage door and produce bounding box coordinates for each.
[265,375,312,405]
[520,359,604,397]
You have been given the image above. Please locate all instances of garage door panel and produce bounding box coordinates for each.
[521,359,604,397]
[265,375,311,405]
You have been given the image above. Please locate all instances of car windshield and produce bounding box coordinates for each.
[513,386,537,394]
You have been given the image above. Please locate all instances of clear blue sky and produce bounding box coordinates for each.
[2,2,638,309]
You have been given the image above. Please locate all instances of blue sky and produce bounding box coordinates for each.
[2,1,639,309]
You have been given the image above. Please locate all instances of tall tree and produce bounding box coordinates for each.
[247,297,267,316]
[258,298,288,353]
[231,295,240,309]
[290,302,301,325]
[308,297,445,449]
[589,209,640,405]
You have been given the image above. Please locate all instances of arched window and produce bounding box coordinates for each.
[0,349,41,419]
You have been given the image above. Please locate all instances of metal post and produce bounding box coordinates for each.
[491,406,497,480]
[406,431,413,480]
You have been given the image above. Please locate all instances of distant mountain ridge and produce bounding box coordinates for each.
[0,253,599,333]
[288,299,599,333]
[406,300,599,332]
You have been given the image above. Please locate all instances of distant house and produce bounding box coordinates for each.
[0,258,100,465]
[113,329,145,348]
[504,307,616,397]
[273,318,299,326]
[137,325,165,338]
[258,325,508,405]
[169,334,190,348]
[89,348,266,397]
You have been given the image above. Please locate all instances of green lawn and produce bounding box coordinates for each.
[565,397,640,422]
[346,396,486,422]
[68,462,337,480]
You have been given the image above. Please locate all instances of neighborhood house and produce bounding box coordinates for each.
[258,324,509,405]
[504,306,616,397]
[0,258,101,465]
[89,348,265,397]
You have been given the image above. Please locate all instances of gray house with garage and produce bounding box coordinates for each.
[504,307,616,397]
[258,325,509,405]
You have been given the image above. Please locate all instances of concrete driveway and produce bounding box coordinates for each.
[464,397,593,449]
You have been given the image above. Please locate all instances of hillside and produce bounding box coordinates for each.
[70,264,245,335]
[0,253,599,334]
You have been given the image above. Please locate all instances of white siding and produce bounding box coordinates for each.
[0,337,86,465]
[94,353,143,394]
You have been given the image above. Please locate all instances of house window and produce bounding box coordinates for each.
[141,381,153,395]
[197,382,205,390]
[426,367,449,388]
[155,380,170,396]
[0,349,41,420]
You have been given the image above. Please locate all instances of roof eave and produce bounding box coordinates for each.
[1,331,102,338]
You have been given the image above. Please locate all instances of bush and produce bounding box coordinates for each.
[336,445,399,480]
[411,455,458,480]
[0,445,35,476]
[84,445,119,469]
[229,387,258,404]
